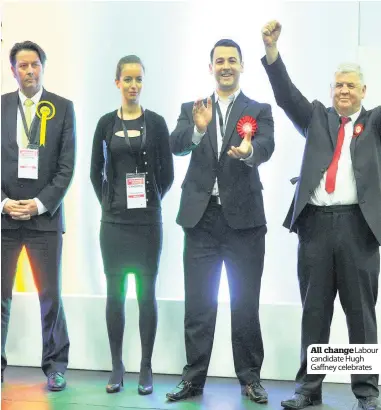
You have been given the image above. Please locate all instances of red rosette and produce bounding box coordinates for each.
[353,123,364,137]
[237,116,257,139]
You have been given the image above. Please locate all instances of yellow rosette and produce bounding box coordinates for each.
[36,101,56,146]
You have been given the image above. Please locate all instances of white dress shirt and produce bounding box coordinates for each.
[191,89,253,198]
[309,108,362,206]
[1,88,47,215]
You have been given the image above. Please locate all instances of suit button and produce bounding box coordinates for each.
[207,190,212,195]
[146,181,149,184]
[143,152,146,155]
[19,184,24,188]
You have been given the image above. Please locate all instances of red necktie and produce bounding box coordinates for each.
[325,117,350,194]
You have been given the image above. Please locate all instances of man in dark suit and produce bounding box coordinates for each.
[1,41,76,391]
[261,21,380,410]
[166,39,274,403]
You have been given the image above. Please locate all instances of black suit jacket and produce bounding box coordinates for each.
[262,55,381,244]
[170,91,274,229]
[90,109,174,216]
[1,89,76,232]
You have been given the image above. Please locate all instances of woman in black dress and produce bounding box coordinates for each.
[90,55,174,394]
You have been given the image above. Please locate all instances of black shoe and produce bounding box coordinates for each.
[241,381,268,403]
[281,393,322,409]
[106,367,125,394]
[1,370,3,383]
[138,365,153,395]
[357,397,381,410]
[106,378,124,394]
[166,380,203,401]
[47,372,66,391]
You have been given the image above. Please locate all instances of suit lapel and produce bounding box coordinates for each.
[350,107,367,158]
[4,92,18,146]
[29,89,48,145]
[327,108,340,148]
[207,94,218,158]
[220,92,247,156]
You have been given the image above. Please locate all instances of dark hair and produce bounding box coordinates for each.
[115,55,145,80]
[10,41,47,67]
[210,39,242,63]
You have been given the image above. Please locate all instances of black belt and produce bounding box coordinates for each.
[305,204,360,213]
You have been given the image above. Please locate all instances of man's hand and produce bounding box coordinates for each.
[192,97,213,133]
[262,20,282,65]
[262,20,282,47]
[4,199,31,220]
[18,199,39,217]
[227,130,253,159]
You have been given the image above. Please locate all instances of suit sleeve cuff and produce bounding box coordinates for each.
[34,198,48,215]
[240,145,254,167]
[1,198,9,214]
[191,126,206,146]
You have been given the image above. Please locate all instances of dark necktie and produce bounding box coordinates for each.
[325,116,351,193]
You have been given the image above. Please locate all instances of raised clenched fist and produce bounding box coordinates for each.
[262,20,282,47]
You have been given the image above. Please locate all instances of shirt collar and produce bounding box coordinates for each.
[18,87,43,106]
[214,88,241,104]
[348,107,362,124]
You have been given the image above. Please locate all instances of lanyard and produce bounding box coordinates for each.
[216,100,234,139]
[18,97,38,144]
[120,107,147,173]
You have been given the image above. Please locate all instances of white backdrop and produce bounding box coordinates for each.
[1,1,381,382]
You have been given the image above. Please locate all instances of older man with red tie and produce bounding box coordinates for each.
[261,20,381,410]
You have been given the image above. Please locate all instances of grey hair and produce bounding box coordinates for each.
[334,63,365,85]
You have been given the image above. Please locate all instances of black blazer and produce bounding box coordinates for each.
[170,91,274,229]
[1,89,76,232]
[262,55,381,244]
[90,109,174,215]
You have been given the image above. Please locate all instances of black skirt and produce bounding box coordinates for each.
[100,221,162,277]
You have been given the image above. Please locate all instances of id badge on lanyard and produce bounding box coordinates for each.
[18,145,39,179]
[18,98,39,179]
[126,173,147,209]
[120,107,147,209]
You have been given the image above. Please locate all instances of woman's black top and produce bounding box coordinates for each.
[90,109,174,226]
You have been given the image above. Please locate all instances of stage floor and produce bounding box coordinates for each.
[1,366,359,410]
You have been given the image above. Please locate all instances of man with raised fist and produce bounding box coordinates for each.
[166,39,274,403]
[261,20,380,410]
